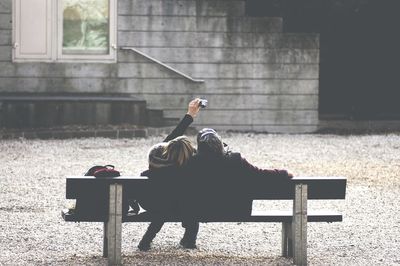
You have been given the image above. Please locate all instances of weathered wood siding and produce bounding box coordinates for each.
[0,0,319,133]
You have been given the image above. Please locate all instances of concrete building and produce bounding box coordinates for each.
[0,0,323,133]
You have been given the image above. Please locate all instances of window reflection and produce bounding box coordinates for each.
[62,0,109,54]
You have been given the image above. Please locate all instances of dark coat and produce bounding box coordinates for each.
[183,151,290,220]
[137,114,193,215]
[139,167,184,216]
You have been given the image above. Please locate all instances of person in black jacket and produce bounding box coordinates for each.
[180,128,293,246]
[137,99,202,251]
[138,99,292,250]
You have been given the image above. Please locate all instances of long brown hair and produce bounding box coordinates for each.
[163,136,195,167]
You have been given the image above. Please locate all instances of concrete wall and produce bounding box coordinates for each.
[0,0,320,133]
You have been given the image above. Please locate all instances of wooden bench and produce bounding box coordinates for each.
[61,176,346,266]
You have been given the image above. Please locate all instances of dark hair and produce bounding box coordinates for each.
[197,128,224,156]
[148,143,169,169]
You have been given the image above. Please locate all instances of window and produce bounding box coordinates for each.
[13,0,116,62]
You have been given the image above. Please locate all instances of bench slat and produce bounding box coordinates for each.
[66,176,347,200]
[62,209,342,223]
[66,176,148,199]
[292,176,347,200]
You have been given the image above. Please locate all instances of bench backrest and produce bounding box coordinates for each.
[66,176,346,200]
[66,176,149,199]
[65,176,346,221]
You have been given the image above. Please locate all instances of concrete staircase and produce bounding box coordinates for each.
[118,0,320,133]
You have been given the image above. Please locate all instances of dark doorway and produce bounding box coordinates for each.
[246,0,400,119]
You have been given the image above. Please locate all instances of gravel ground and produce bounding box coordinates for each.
[1,133,400,265]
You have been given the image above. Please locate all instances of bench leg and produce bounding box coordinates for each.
[293,183,308,266]
[282,222,293,258]
[103,222,108,257]
[107,183,123,266]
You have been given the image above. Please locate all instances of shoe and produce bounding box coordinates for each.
[180,238,197,249]
[138,240,151,251]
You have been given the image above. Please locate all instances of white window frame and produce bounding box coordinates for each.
[12,0,117,63]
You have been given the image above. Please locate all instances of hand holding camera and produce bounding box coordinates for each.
[187,98,207,118]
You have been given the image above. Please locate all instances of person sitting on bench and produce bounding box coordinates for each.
[179,128,293,247]
[138,98,292,250]
[137,99,202,251]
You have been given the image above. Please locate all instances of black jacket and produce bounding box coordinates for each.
[183,148,291,220]
[138,114,194,215]
[139,114,291,219]
[163,114,193,142]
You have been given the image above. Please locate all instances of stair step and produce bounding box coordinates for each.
[119,16,282,33]
[146,109,180,127]
[119,0,246,17]
[0,93,148,129]
[120,32,319,49]
[119,46,317,64]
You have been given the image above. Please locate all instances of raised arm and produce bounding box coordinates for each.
[163,98,201,142]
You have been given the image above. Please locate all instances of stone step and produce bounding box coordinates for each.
[118,16,282,33]
[143,94,318,110]
[164,109,318,126]
[0,126,148,140]
[146,108,181,127]
[119,0,246,17]
[119,32,319,49]
[0,78,318,96]
[118,47,319,64]
[0,93,160,129]
[117,62,319,79]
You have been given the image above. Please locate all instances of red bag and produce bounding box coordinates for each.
[84,165,120,178]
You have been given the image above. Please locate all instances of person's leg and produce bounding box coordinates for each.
[180,220,199,249]
[138,220,164,251]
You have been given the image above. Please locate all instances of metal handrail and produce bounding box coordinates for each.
[120,47,204,83]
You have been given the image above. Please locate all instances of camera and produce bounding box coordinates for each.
[199,99,208,108]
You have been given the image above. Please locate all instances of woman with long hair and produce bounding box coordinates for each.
[137,99,201,251]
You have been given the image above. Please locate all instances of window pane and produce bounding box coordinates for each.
[62,0,109,55]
